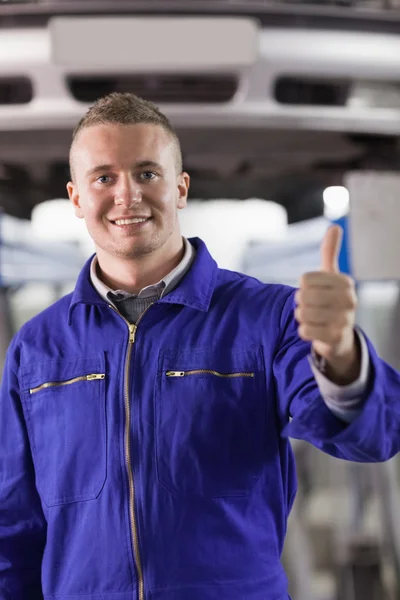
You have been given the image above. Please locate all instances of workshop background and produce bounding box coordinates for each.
[1,2,400,599]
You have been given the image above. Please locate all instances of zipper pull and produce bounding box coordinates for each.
[166,371,185,377]
[86,374,106,381]
[129,324,137,344]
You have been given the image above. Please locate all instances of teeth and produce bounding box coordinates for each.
[114,218,148,225]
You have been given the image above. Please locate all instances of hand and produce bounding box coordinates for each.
[294,225,360,385]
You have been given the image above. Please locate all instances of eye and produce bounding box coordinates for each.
[96,175,112,184]
[140,171,157,181]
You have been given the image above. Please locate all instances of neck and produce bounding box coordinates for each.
[96,239,185,294]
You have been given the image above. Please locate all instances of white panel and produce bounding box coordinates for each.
[49,17,259,71]
[346,172,400,281]
[260,29,400,79]
[179,199,287,271]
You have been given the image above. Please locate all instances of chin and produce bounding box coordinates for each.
[113,242,158,259]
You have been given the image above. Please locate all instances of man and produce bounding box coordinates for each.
[0,92,399,600]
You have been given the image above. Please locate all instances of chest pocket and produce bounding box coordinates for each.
[20,355,107,507]
[155,346,266,499]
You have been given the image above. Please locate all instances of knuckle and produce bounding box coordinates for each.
[342,274,355,289]
[298,324,310,340]
[297,324,305,339]
[301,272,318,287]
[345,298,357,312]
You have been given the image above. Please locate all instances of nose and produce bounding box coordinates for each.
[114,176,142,209]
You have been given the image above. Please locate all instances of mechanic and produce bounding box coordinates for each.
[1,92,400,600]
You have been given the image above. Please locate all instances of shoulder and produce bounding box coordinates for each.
[2,293,72,377]
[13,293,73,345]
[215,267,295,311]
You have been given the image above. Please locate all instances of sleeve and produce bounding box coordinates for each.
[310,328,370,423]
[272,289,400,462]
[0,340,46,600]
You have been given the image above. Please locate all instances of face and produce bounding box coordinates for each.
[67,123,189,263]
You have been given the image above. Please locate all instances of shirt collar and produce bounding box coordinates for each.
[90,237,195,305]
[68,238,217,324]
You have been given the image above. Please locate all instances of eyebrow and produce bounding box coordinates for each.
[85,160,164,178]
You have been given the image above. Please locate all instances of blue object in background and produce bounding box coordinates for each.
[332,215,352,276]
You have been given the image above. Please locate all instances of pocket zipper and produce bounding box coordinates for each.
[166,370,255,378]
[29,373,105,395]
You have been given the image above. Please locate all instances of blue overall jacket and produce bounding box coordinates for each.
[1,238,400,600]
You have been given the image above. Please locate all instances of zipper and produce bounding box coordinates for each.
[109,303,154,600]
[124,321,144,600]
[29,373,105,395]
[166,369,255,378]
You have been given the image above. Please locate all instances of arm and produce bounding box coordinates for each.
[0,341,46,600]
[273,289,400,462]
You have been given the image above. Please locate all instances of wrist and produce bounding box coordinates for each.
[315,332,361,386]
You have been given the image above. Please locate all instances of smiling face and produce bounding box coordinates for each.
[67,122,189,265]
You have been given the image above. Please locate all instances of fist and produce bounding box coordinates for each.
[294,225,358,363]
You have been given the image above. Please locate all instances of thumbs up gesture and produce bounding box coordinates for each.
[295,225,361,384]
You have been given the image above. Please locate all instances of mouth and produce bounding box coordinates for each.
[110,216,152,227]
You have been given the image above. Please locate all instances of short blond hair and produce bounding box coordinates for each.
[70,92,183,179]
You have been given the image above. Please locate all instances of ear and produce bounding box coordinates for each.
[177,172,190,210]
[67,181,84,219]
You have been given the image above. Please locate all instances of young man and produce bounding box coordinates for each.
[1,92,399,600]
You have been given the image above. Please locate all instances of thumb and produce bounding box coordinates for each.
[320,225,343,273]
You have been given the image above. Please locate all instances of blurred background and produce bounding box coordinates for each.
[2,1,400,598]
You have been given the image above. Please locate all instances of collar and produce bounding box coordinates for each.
[68,237,217,324]
[90,237,195,306]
